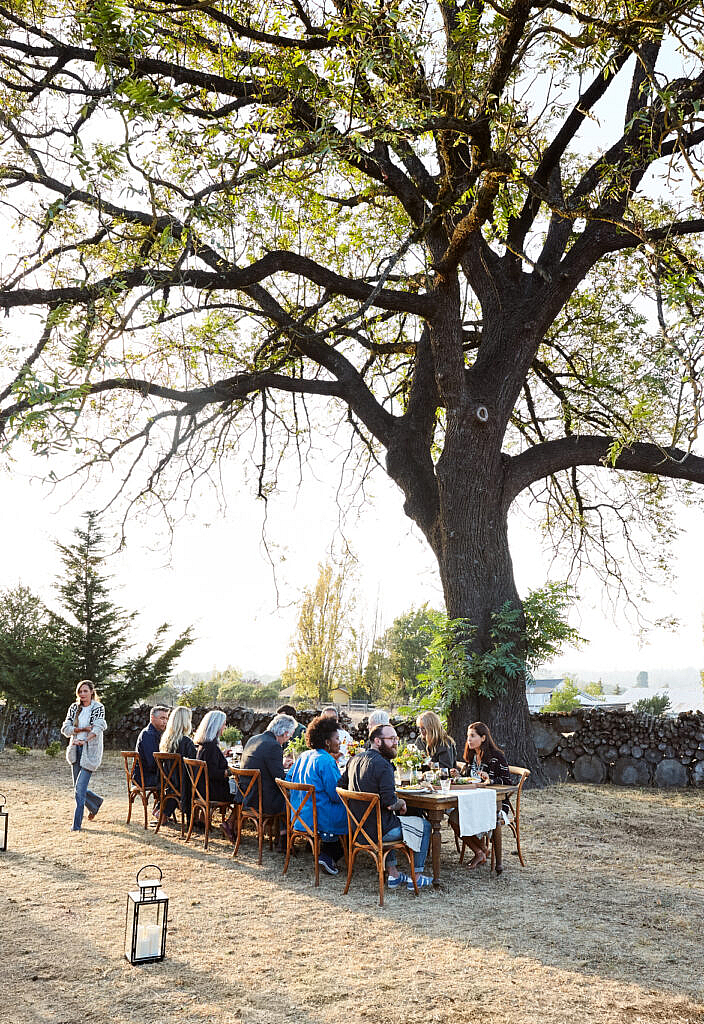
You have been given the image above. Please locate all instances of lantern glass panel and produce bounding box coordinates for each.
[0,811,7,852]
[125,888,167,963]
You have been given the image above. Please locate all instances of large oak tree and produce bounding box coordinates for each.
[2,0,704,771]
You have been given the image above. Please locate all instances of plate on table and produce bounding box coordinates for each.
[452,778,487,787]
[400,785,433,794]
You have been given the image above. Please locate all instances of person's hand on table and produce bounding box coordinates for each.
[450,768,459,778]
[283,755,294,770]
[479,771,490,783]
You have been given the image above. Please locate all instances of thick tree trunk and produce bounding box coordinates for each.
[431,415,544,781]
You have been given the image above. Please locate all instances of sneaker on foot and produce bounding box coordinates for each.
[387,871,409,889]
[408,874,433,890]
[318,852,339,875]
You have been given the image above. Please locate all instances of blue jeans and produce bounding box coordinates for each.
[383,817,430,875]
[71,746,102,830]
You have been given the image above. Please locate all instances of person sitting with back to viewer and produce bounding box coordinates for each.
[339,723,433,891]
[159,706,197,824]
[286,714,348,875]
[239,713,297,847]
[194,709,238,841]
[135,705,170,788]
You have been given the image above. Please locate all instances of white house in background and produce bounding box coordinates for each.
[526,677,629,711]
[526,678,562,711]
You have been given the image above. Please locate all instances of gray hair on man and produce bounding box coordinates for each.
[367,709,390,733]
[268,713,297,738]
[151,705,171,719]
[193,709,227,745]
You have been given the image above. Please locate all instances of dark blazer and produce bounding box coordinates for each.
[135,722,161,787]
[338,748,399,842]
[240,730,286,815]
[195,739,231,803]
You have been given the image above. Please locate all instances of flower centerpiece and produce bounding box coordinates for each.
[394,743,424,783]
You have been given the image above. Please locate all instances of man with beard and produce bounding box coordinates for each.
[339,724,433,890]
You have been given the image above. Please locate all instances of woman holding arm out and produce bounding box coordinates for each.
[61,680,107,832]
[450,721,512,869]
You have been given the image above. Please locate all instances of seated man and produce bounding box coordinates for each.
[134,705,170,788]
[339,723,432,891]
[277,704,305,742]
[239,713,296,828]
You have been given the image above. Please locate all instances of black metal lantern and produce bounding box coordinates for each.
[0,793,7,852]
[124,864,168,965]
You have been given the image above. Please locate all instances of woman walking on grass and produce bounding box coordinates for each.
[61,680,107,832]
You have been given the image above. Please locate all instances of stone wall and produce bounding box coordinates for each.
[4,702,704,788]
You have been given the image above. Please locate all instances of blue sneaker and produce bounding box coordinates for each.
[387,872,409,889]
[318,853,339,875]
[408,874,433,891]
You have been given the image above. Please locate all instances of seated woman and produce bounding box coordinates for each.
[159,706,197,824]
[450,721,512,869]
[415,711,457,771]
[286,715,348,876]
[194,709,237,841]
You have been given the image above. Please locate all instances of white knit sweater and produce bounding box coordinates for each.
[61,700,107,772]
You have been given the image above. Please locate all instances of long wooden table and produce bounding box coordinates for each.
[400,784,518,884]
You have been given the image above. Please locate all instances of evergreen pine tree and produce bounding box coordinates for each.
[55,511,131,685]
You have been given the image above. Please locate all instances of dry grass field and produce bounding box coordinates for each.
[2,749,703,1024]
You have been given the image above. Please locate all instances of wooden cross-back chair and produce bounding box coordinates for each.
[182,757,231,850]
[275,779,323,886]
[336,787,418,907]
[457,765,531,869]
[121,751,159,830]
[230,768,282,865]
[153,752,185,838]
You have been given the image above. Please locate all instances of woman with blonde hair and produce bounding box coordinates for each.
[160,706,197,823]
[415,711,457,771]
[61,680,107,832]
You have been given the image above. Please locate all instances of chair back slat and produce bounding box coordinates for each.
[276,779,317,841]
[183,757,210,806]
[336,788,382,851]
[154,752,182,802]
[231,768,263,817]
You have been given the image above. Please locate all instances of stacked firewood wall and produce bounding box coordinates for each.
[533,709,704,787]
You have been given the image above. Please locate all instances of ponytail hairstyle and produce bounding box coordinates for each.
[73,679,97,727]
[463,721,505,764]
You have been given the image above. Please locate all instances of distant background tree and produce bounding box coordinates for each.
[540,678,582,714]
[0,584,72,746]
[282,560,354,703]
[367,606,437,704]
[584,681,605,697]
[632,694,672,716]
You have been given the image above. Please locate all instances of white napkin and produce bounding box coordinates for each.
[399,815,426,853]
[456,789,496,836]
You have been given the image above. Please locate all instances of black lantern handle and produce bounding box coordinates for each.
[0,792,5,807]
[136,863,162,885]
